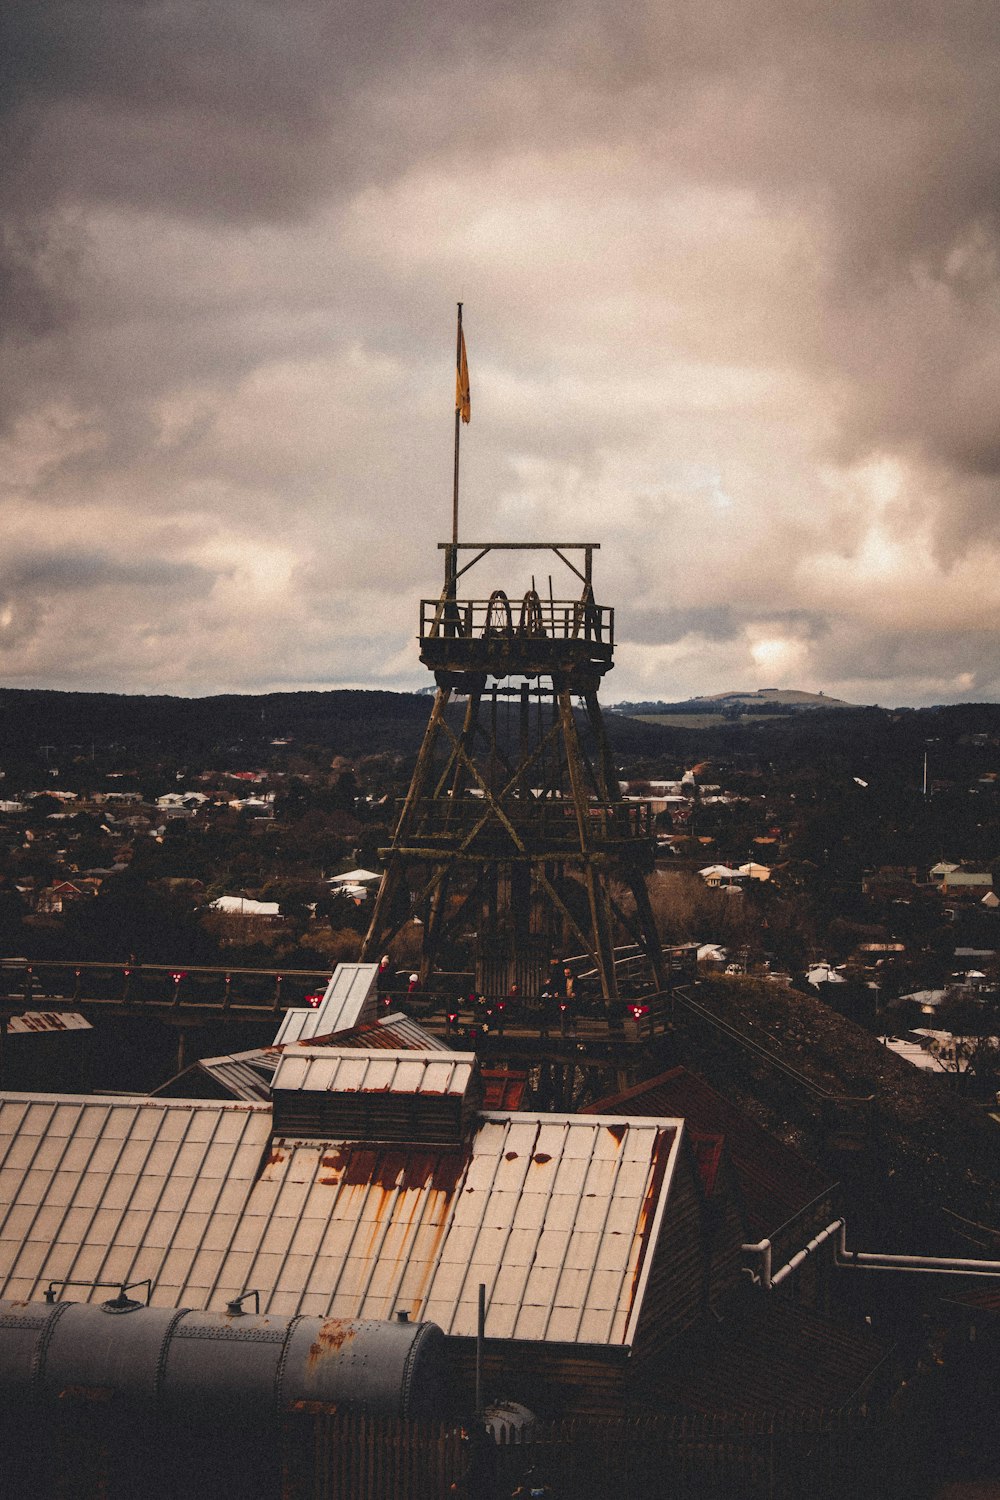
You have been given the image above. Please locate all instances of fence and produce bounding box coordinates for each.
[284,1407,928,1500]
[0,1397,930,1499]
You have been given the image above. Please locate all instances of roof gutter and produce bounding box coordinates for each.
[744,1220,1000,1290]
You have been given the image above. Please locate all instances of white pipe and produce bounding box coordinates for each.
[835,1222,1000,1278]
[743,1220,1000,1291]
[772,1220,845,1287]
[742,1223,842,1290]
[743,1238,773,1289]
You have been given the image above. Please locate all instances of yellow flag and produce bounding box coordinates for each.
[456,326,471,424]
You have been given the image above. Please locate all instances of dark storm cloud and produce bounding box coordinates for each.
[7,548,217,594]
[626,605,830,648]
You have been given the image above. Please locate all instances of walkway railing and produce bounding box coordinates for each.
[0,958,331,1015]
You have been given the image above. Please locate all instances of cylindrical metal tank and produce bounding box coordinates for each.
[0,1299,445,1421]
[279,1314,444,1419]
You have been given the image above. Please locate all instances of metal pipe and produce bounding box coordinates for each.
[771,1221,844,1287]
[742,1238,773,1290]
[475,1281,486,1421]
[743,1219,1000,1290]
[834,1222,1000,1278]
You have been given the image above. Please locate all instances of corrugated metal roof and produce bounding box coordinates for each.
[650,1299,889,1416]
[152,1016,453,1104]
[311,1013,452,1053]
[272,962,379,1045]
[271,1048,476,1098]
[687,1130,725,1197]
[191,1050,277,1100]
[481,1070,528,1110]
[0,1093,271,1308]
[586,1067,830,1239]
[0,1094,681,1348]
[7,1012,92,1035]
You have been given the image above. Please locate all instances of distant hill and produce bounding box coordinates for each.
[614,688,855,726]
[700,688,853,708]
[0,688,434,765]
[1,686,999,787]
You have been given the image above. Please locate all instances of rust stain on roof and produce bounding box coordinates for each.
[532,1152,551,1165]
[307,1319,357,1368]
[505,1151,518,1161]
[625,1128,674,1323]
[265,1149,285,1167]
[314,1145,470,1198]
[605,1123,628,1145]
[427,1151,468,1195]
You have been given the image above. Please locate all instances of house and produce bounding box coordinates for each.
[34,879,94,915]
[208,895,282,918]
[155,792,208,815]
[272,961,379,1043]
[329,867,382,887]
[806,962,846,987]
[328,866,382,902]
[698,864,747,890]
[697,943,728,970]
[579,1070,888,1414]
[881,1036,951,1074]
[228,796,274,816]
[937,867,993,896]
[0,983,892,1434]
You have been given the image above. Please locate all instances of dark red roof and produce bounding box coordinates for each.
[297,1017,444,1052]
[481,1069,528,1110]
[586,1066,830,1237]
[651,1299,890,1416]
[687,1129,725,1197]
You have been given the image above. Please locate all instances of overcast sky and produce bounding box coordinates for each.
[4,1,1000,706]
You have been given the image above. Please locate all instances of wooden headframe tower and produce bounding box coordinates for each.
[361,541,665,1002]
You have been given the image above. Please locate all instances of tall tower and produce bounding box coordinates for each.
[361,541,665,1003]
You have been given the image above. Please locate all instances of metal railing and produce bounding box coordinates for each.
[0,958,331,1015]
[402,795,655,846]
[420,594,613,647]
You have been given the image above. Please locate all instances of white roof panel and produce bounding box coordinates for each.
[271,1048,478,1099]
[7,1012,92,1035]
[272,962,380,1046]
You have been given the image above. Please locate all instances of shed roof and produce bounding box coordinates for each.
[210,896,280,916]
[310,1013,452,1053]
[329,867,382,885]
[6,1012,92,1035]
[0,1093,681,1348]
[151,1047,277,1101]
[270,1048,476,1099]
[272,962,379,1045]
[151,1012,451,1104]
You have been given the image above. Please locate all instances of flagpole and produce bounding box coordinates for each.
[452,301,463,552]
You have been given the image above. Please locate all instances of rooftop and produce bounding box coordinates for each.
[0,1092,683,1348]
